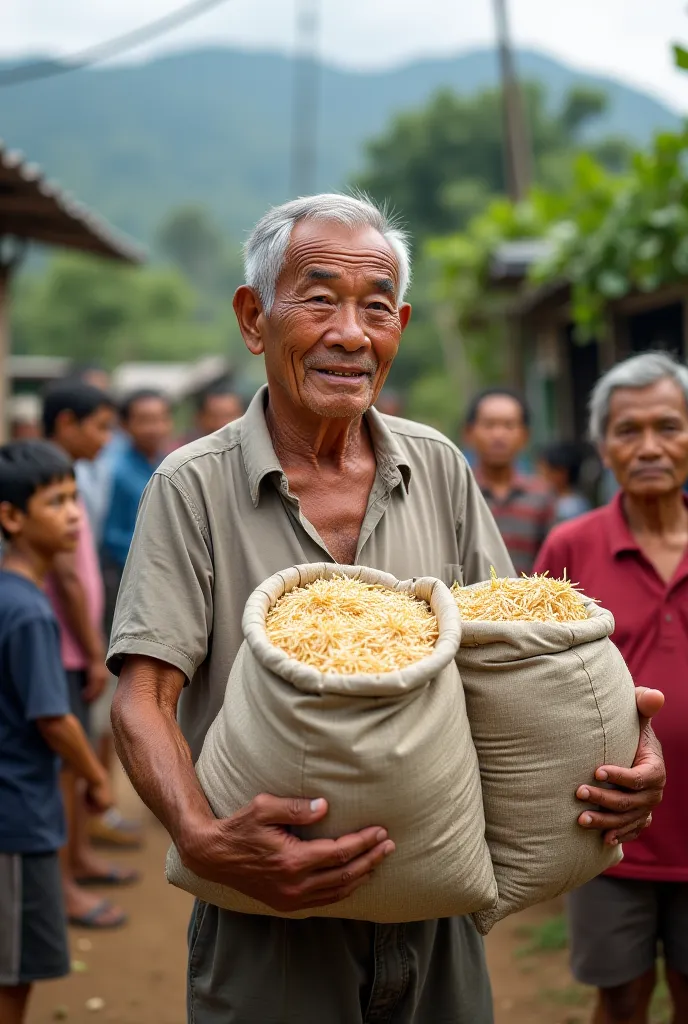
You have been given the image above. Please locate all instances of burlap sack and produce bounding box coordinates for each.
[167,562,497,922]
[456,590,640,934]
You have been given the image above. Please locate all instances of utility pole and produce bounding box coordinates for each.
[492,0,532,202]
[290,0,320,197]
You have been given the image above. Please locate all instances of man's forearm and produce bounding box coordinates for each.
[38,714,106,786]
[111,657,215,850]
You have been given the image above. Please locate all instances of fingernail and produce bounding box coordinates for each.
[581,813,593,826]
[610,837,619,845]
[376,829,388,843]
[596,769,609,781]
[383,841,395,855]
[310,798,325,812]
[578,786,590,800]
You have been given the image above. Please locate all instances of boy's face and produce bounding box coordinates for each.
[59,404,114,462]
[1,476,82,557]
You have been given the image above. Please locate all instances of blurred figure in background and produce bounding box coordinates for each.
[64,368,141,850]
[465,387,555,576]
[42,382,133,930]
[537,441,592,525]
[375,388,404,417]
[102,389,173,583]
[535,353,688,1024]
[8,395,42,442]
[187,381,244,442]
[98,390,172,850]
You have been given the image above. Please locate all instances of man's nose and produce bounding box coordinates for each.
[637,428,663,457]
[324,302,369,351]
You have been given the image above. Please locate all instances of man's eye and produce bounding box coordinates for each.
[368,302,391,312]
[309,295,331,304]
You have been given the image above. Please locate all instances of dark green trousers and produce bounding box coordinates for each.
[187,902,494,1023]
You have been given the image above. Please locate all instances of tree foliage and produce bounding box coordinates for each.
[356,83,631,242]
[535,130,688,338]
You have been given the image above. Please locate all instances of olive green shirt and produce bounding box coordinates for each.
[108,385,513,761]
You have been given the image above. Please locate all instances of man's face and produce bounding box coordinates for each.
[238,220,411,420]
[126,397,173,459]
[61,404,114,462]
[198,393,243,436]
[601,378,688,497]
[467,395,528,470]
[1,476,82,557]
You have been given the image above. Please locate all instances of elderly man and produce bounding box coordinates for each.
[108,195,664,1024]
[535,351,688,1024]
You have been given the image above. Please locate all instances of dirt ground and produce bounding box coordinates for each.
[27,775,596,1024]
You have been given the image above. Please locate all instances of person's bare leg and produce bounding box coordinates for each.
[0,983,31,1024]
[59,769,126,924]
[666,967,688,1023]
[591,968,655,1023]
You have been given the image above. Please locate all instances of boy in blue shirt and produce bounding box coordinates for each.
[0,440,113,1024]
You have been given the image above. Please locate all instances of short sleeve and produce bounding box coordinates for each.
[457,459,515,583]
[107,472,213,681]
[7,618,71,721]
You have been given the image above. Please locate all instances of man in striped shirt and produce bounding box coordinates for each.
[465,388,555,576]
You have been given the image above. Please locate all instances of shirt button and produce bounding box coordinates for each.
[665,613,673,623]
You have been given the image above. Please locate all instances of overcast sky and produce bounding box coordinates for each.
[4,0,688,111]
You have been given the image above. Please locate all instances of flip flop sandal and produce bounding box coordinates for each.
[75,867,140,887]
[68,899,127,930]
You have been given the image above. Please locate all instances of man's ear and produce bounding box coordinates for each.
[399,303,412,332]
[234,286,266,356]
[54,408,78,434]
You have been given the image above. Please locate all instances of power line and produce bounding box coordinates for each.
[0,0,233,88]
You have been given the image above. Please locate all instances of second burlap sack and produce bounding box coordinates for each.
[167,563,497,922]
[456,590,640,934]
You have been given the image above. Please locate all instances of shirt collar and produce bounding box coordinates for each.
[240,385,412,508]
[606,490,688,557]
[606,491,641,557]
[474,467,529,500]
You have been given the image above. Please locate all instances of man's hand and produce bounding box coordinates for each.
[83,658,109,702]
[179,794,395,913]
[85,773,115,815]
[576,686,665,846]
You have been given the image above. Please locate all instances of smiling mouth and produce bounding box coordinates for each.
[314,369,370,378]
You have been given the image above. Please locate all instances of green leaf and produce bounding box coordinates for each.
[673,44,688,71]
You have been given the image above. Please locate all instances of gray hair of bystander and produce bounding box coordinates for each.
[243,193,412,314]
[589,350,688,444]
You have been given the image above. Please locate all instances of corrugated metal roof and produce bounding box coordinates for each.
[0,139,145,263]
[111,355,232,401]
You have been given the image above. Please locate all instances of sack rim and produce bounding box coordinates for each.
[241,562,461,696]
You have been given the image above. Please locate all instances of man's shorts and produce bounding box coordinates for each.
[66,669,91,738]
[567,874,688,988]
[0,852,70,986]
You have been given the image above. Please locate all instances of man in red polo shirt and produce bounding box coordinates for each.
[535,351,688,1024]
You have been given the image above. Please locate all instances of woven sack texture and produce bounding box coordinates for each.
[167,562,497,922]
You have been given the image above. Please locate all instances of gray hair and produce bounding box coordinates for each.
[243,193,411,313]
[589,351,688,443]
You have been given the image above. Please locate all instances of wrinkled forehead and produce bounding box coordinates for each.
[607,377,688,424]
[280,219,401,292]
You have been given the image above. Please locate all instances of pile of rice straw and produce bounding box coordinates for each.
[452,568,589,623]
[265,575,439,674]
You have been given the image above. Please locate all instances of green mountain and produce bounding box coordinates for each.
[0,46,681,244]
